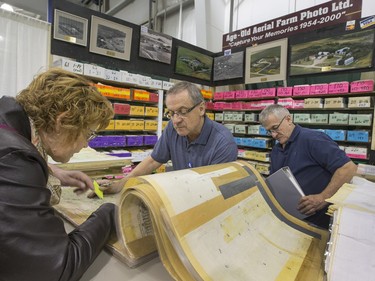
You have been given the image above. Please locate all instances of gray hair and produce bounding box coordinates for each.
[166,81,204,105]
[259,104,290,124]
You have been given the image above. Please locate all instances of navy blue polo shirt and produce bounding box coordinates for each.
[151,116,238,170]
[270,125,351,196]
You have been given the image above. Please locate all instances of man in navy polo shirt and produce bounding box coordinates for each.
[259,104,357,229]
[95,81,238,195]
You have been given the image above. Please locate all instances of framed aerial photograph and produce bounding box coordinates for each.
[213,51,244,81]
[139,26,172,64]
[175,46,213,81]
[289,29,375,76]
[245,38,288,84]
[89,16,133,61]
[53,9,88,46]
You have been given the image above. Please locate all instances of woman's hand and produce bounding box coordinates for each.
[87,178,126,198]
[49,164,93,194]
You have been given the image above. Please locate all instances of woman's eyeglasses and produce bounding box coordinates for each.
[86,129,98,141]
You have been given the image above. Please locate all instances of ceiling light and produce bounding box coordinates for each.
[0,3,14,12]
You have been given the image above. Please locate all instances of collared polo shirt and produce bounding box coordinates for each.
[270,124,351,196]
[151,116,238,170]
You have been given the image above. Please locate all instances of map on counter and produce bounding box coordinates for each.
[55,161,329,280]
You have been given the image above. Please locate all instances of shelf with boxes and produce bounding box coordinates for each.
[53,56,173,161]
[211,88,278,175]
[278,80,375,162]
[89,81,165,156]
[213,78,375,167]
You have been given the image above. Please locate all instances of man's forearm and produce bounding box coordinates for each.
[321,161,357,199]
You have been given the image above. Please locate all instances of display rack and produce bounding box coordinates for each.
[212,81,375,174]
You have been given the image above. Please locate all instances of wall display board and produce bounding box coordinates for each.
[89,15,133,61]
[53,9,88,46]
[51,0,215,86]
[175,46,213,81]
[245,38,288,84]
[213,51,244,81]
[222,0,363,51]
[139,26,172,64]
[289,28,375,76]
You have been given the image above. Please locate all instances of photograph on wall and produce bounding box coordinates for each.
[175,46,213,81]
[289,28,375,76]
[245,38,288,84]
[89,16,133,61]
[53,9,88,46]
[213,51,244,81]
[139,26,172,64]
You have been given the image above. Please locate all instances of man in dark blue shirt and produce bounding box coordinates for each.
[97,81,238,195]
[259,104,357,229]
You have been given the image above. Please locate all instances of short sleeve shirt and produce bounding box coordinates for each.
[270,124,351,196]
[151,116,238,170]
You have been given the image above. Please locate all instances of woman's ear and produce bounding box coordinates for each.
[55,111,69,135]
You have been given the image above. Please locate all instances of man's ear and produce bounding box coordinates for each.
[200,102,206,116]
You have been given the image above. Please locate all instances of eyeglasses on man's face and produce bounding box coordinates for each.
[266,115,287,136]
[164,102,201,119]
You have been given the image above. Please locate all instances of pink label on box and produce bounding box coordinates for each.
[350,80,374,93]
[310,84,328,95]
[214,92,224,100]
[223,91,236,100]
[293,100,305,108]
[205,102,214,110]
[258,88,276,97]
[113,103,130,115]
[293,85,310,96]
[222,102,233,109]
[277,87,293,96]
[232,102,244,110]
[277,98,294,108]
[246,89,257,98]
[235,90,247,99]
[213,102,225,110]
[346,153,367,159]
[328,82,349,94]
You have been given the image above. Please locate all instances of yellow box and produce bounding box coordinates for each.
[103,119,115,131]
[155,164,166,173]
[130,105,145,116]
[201,89,213,100]
[162,121,169,130]
[254,151,270,162]
[206,112,215,120]
[129,120,145,131]
[114,120,131,130]
[255,163,270,175]
[95,84,131,100]
[243,150,257,160]
[132,89,150,101]
[145,106,158,117]
[144,120,158,131]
